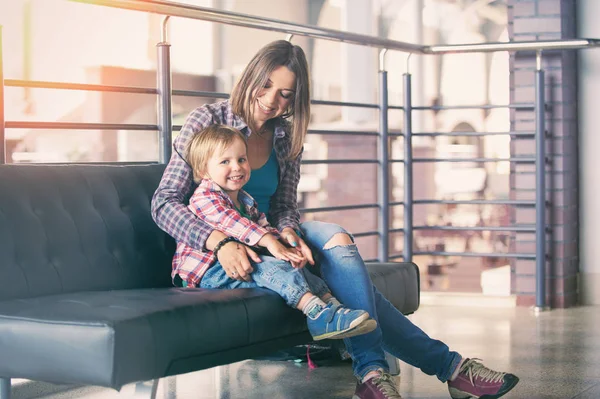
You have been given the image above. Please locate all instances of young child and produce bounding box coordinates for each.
[172,124,377,341]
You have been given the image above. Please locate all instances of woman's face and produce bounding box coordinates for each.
[252,65,296,127]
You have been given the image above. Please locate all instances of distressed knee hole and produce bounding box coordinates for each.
[322,233,353,250]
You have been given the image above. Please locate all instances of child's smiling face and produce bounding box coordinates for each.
[204,136,251,194]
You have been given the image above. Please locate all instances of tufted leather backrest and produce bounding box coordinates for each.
[0,164,175,301]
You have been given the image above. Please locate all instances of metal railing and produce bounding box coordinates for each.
[2,0,599,310]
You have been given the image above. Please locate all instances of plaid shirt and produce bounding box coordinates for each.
[151,100,302,253]
[172,179,279,287]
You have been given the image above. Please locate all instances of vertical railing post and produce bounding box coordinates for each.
[403,72,413,263]
[0,377,10,399]
[378,49,389,262]
[535,51,548,310]
[0,25,6,165]
[156,17,172,164]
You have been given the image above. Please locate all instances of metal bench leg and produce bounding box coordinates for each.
[385,352,401,376]
[0,378,10,399]
[134,379,159,399]
[163,376,176,399]
[214,366,222,398]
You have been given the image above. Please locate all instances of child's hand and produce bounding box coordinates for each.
[285,247,307,269]
[258,234,306,267]
[277,236,306,267]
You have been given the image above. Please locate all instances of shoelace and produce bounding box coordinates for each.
[461,359,506,386]
[373,373,403,399]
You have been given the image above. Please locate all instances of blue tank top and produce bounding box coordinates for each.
[243,150,279,215]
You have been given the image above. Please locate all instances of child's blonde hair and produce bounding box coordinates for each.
[185,124,248,184]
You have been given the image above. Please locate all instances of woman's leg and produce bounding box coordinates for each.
[374,285,461,382]
[300,221,460,381]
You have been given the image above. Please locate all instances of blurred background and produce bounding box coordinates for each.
[0,0,514,295]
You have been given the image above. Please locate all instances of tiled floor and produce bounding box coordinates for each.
[9,304,600,399]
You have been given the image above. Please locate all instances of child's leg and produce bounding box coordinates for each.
[299,267,330,299]
[249,256,316,309]
[251,256,376,340]
[300,267,342,305]
[199,261,260,290]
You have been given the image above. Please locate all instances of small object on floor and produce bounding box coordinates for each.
[306,345,317,369]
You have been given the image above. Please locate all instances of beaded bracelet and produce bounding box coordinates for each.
[213,236,238,257]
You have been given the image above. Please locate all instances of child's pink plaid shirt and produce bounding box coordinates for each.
[172,179,279,287]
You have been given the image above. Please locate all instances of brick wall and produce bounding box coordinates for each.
[508,0,579,307]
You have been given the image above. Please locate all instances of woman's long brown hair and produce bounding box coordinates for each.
[230,40,310,160]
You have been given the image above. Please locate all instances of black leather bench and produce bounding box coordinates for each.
[0,164,419,398]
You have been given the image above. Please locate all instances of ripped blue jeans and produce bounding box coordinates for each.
[300,221,462,381]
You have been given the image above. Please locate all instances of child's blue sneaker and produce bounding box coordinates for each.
[307,303,377,341]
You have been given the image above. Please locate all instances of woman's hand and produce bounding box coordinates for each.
[281,227,314,267]
[216,240,261,281]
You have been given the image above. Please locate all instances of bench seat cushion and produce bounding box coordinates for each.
[0,263,418,390]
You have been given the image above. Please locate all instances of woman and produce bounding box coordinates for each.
[151,40,519,399]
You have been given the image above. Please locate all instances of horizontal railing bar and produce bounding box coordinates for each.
[311,99,379,108]
[301,159,379,165]
[172,89,229,98]
[387,255,406,260]
[389,201,404,207]
[69,2,600,55]
[409,251,535,259]
[412,103,533,111]
[3,80,397,113]
[413,225,536,232]
[388,105,405,111]
[414,199,536,206]
[5,79,158,94]
[408,157,535,163]
[4,80,235,105]
[307,129,379,136]
[6,121,158,130]
[4,80,234,100]
[70,0,425,53]
[388,158,535,163]
[364,258,380,263]
[389,228,405,234]
[389,104,535,111]
[300,203,378,213]
[9,161,161,166]
[426,39,600,54]
[412,131,535,137]
[353,231,379,238]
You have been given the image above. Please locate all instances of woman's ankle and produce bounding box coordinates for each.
[361,369,385,383]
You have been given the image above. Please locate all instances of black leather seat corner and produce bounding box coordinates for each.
[0,164,419,390]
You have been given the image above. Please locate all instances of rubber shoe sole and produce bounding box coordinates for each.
[312,314,376,340]
[332,318,377,339]
[448,375,520,399]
